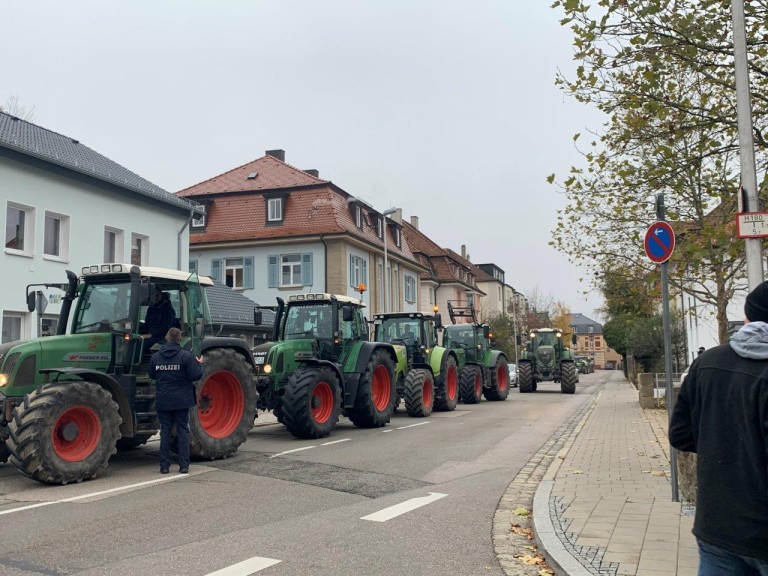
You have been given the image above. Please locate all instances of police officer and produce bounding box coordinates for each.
[148,327,203,474]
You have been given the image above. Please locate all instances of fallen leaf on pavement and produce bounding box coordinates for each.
[569,469,583,474]
[651,471,666,477]
[539,569,555,575]
[510,525,534,538]
[518,554,545,565]
[514,507,531,518]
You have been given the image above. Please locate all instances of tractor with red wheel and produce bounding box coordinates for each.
[0,264,258,484]
[252,293,401,439]
[371,310,463,417]
[443,301,510,404]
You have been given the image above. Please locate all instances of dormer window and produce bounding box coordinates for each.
[192,214,205,228]
[354,205,362,229]
[394,227,401,248]
[266,197,284,225]
[376,217,383,239]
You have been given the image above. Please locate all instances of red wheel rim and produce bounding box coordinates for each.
[52,406,102,462]
[423,376,433,408]
[312,381,334,424]
[445,365,457,400]
[497,365,508,391]
[474,372,482,397]
[198,371,245,439]
[371,365,391,411]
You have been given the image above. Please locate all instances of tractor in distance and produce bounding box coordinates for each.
[517,328,578,394]
[0,264,258,485]
[371,308,462,417]
[442,301,510,404]
[252,292,401,439]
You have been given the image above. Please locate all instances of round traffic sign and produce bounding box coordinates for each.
[644,221,675,263]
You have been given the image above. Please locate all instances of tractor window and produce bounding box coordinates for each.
[73,281,132,333]
[535,333,557,347]
[284,304,331,339]
[444,326,473,349]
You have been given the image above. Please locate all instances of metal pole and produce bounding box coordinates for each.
[731,0,764,288]
[381,208,398,314]
[657,193,679,502]
[511,290,518,362]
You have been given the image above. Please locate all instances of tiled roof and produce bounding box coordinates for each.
[0,111,199,214]
[206,282,275,329]
[178,154,327,197]
[570,313,603,334]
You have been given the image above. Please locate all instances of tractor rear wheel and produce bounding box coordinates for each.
[459,365,483,404]
[7,381,121,484]
[404,369,434,417]
[484,356,510,401]
[518,362,534,393]
[434,355,458,411]
[282,367,341,439]
[348,349,395,428]
[560,362,577,394]
[189,348,257,459]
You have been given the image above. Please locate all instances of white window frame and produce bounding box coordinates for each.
[404,275,416,303]
[5,202,35,257]
[280,254,302,287]
[131,233,149,266]
[354,206,362,229]
[192,214,206,228]
[104,227,124,263]
[350,255,368,289]
[268,198,283,222]
[2,312,24,344]
[376,218,383,239]
[225,257,245,289]
[43,210,70,262]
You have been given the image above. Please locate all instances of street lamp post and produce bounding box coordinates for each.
[381,207,398,313]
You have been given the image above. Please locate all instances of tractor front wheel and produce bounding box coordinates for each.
[518,362,534,393]
[434,355,458,411]
[560,362,577,394]
[282,367,341,439]
[459,365,483,404]
[347,349,395,428]
[403,369,434,417]
[483,356,510,401]
[189,348,257,459]
[7,381,121,484]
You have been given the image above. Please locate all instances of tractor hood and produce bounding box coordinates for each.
[535,345,556,369]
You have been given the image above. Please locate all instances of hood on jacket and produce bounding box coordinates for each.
[159,342,182,358]
[730,321,768,359]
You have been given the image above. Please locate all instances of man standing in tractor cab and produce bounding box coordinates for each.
[141,288,175,349]
[149,327,204,474]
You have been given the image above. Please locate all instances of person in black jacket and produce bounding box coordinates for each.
[141,289,175,349]
[670,281,768,574]
[148,327,204,474]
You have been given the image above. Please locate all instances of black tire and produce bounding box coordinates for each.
[0,439,9,464]
[434,355,458,411]
[281,367,341,439]
[484,356,510,401]
[7,381,121,484]
[459,365,483,404]
[404,369,434,417]
[561,362,577,394]
[116,433,153,451]
[518,362,534,393]
[189,348,257,459]
[273,402,285,424]
[347,349,395,428]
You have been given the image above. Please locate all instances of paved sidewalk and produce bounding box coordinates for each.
[532,372,698,576]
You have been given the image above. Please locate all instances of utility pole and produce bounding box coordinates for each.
[732,0,764,288]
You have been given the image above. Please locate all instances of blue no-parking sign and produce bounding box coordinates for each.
[644,221,675,264]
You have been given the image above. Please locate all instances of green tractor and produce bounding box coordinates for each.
[0,264,258,484]
[371,310,463,417]
[518,328,578,394]
[442,301,510,404]
[253,293,402,439]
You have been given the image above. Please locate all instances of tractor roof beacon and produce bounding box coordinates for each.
[372,308,462,417]
[442,301,510,404]
[0,264,258,484]
[253,292,402,439]
[517,328,578,394]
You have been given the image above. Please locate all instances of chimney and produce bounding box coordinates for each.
[410,215,419,230]
[265,149,285,162]
[392,208,403,224]
[304,169,319,177]
[461,244,466,259]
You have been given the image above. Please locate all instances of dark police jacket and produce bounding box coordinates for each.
[148,342,204,411]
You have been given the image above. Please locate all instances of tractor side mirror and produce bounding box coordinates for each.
[434,313,443,329]
[483,326,490,339]
[253,308,263,326]
[515,334,522,346]
[342,305,354,322]
[26,291,36,312]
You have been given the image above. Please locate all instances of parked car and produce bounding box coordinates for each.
[508,363,518,388]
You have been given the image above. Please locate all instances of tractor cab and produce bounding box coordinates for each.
[372,312,439,364]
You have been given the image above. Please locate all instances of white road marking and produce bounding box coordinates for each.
[382,429,393,433]
[269,445,317,458]
[205,556,281,575]
[361,492,448,522]
[396,421,430,430]
[320,438,351,446]
[0,475,186,516]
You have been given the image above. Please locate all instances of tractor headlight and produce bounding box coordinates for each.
[263,364,272,374]
[0,373,8,387]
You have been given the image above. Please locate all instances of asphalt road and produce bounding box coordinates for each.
[0,374,605,576]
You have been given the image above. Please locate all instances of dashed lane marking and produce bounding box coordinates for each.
[205,556,281,575]
[361,492,448,522]
[269,446,317,459]
[320,438,351,446]
[396,421,430,430]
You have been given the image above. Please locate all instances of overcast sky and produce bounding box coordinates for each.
[3,1,606,319]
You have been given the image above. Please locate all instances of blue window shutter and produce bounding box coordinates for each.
[244,257,254,290]
[302,253,313,286]
[211,259,222,283]
[349,255,354,288]
[268,255,278,288]
[362,259,368,288]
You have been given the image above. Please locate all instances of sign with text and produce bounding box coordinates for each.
[736,212,768,238]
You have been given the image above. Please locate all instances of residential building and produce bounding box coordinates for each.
[569,312,621,369]
[177,150,424,314]
[0,112,202,343]
[474,260,509,321]
[206,283,274,346]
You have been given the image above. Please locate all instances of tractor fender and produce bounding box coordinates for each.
[296,358,344,384]
[342,342,397,409]
[487,350,507,368]
[38,368,134,439]
[198,337,256,369]
[431,347,458,385]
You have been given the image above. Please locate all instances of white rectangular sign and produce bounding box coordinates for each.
[737,213,768,238]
